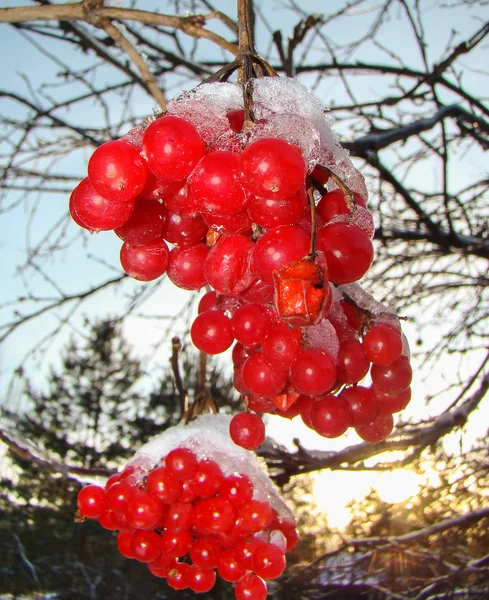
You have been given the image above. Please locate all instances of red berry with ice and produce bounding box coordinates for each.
[76,415,297,598]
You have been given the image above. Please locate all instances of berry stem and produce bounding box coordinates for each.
[184,351,219,423]
[306,180,317,257]
[312,164,356,211]
[170,336,189,419]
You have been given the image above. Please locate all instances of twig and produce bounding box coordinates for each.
[100,19,166,110]
[169,336,188,419]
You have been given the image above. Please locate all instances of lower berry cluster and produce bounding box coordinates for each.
[77,416,297,598]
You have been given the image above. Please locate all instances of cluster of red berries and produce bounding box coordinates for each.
[68,80,412,449]
[221,282,412,445]
[76,417,297,598]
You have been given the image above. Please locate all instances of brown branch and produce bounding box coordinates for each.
[169,336,189,420]
[0,426,112,482]
[100,19,166,110]
[0,4,239,55]
[261,369,489,482]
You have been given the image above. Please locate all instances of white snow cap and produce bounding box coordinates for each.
[127,413,294,523]
[167,77,368,200]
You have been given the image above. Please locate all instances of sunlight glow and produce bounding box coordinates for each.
[313,467,430,530]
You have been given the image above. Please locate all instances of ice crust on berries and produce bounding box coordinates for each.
[166,77,368,199]
[167,99,231,145]
[127,414,294,522]
[338,283,397,317]
[248,113,321,172]
[330,206,375,239]
[302,318,340,359]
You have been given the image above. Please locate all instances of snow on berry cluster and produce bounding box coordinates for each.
[76,415,297,598]
[69,77,412,447]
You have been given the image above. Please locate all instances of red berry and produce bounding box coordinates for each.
[190,537,222,569]
[198,290,218,314]
[71,178,135,232]
[220,473,254,508]
[143,115,205,181]
[131,529,161,563]
[77,485,107,519]
[241,354,288,398]
[106,480,136,514]
[98,508,118,530]
[165,210,208,247]
[253,542,286,580]
[146,466,182,504]
[356,411,394,443]
[373,386,411,413]
[340,386,378,428]
[363,324,403,366]
[117,531,136,559]
[114,198,167,245]
[188,565,217,593]
[234,536,264,570]
[204,234,255,296]
[310,395,352,438]
[190,151,248,216]
[125,490,164,529]
[231,303,271,347]
[167,562,192,590]
[120,240,170,281]
[160,530,193,558]
[240,138,307,199]
[247,187,307,228]
[88,140,147,202]
[204,210,252,235]
[371,355,412,395]
[278,519,299,551]
[227,109,245,132]
[261,322,302,369]
[165,447,198,480]
[234,573,268,600]
[316,222,374,284]
[251,225,310,285]
[239,499,273,532]
[163,502,194,532]
[336,339,370,384]
[289,349,336,396]
[193,497,237,535]
[230,412,266,450]
[167,244,209,290]
[191,310,234,355]
[190,459,224,498]
[217,548,247,582]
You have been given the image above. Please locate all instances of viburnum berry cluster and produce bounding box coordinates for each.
[69,78,412,448]
[76,415,297,598]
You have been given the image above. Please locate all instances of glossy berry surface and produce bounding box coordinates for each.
[316,222,374,284]
[289,349,336,396]
[77,485,107,519]
[120,240,170,281]
[71,178,135,232]
[229,412,266,450]
[88,140,148,202]
[190,151,248,216]
[235,573,268,600]
[143,115,205,181]
[191,310,234,355]
[240,137,307,199]
[363,324,403,366]
[310,395,352,438]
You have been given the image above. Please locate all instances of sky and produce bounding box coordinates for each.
[0,0,488,529]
